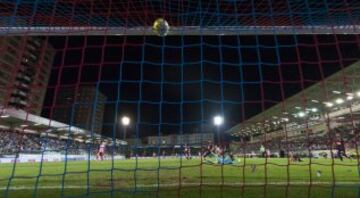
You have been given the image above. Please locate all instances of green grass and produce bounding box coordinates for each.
[0,157,359,198]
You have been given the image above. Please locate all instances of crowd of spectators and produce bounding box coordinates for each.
[0,129,104,156]
[0,129,41,155]
[233,126,358,158]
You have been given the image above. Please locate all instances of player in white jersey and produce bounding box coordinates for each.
[96,143,106,161]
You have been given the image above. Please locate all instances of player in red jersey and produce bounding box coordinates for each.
[96,142,106,161]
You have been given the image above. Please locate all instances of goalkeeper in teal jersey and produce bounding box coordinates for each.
[203,144,234,165]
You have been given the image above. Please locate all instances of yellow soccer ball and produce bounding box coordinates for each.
[152,18,170,37]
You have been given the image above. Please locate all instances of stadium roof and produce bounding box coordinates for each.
[228,61,360,137]
[0,1,359,35]
[0,106,127,145]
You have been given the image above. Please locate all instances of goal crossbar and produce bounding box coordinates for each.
[1,25,359,36]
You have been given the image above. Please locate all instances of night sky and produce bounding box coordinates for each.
[41,35,359,139]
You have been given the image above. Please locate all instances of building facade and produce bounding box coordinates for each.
[52,86,107,134]
[0,37,54,115]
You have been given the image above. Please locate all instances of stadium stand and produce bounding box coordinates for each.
[0,106,126,161]
[229,61,360,159]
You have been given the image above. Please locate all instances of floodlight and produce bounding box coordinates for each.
[311,100,319,103]
[335,98,344,104]
[324,102,334,107]
[121,116,130,126]
[346,95,353,101]
[298,112,306,117]
[213,116,224,126]
[282,118,289,122]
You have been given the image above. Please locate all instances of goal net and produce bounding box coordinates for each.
[0,1,359,198]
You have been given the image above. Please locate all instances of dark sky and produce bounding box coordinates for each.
[42,35,359,138]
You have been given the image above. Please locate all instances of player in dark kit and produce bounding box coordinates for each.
[336,139,348,161]
[203,144,213,158]
[184,145,192,160]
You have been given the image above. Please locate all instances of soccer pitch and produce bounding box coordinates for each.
[0,158,359,198]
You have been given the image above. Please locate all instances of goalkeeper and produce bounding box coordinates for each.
[203,144,234,165]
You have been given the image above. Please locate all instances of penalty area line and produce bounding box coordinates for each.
[1,181,360,190]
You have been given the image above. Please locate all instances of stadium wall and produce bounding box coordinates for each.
[0,153,125,163]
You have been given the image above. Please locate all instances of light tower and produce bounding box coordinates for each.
[213,115,224,144]
[121,116,130,140]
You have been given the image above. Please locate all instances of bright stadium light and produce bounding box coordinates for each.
[282,117,289,122]
[0,114,10,118]
[213,115,224,144]
[298,112,306,118]
[213,115,224,126]
[324,102,334,107]
[120,116,130,141]
[346,95,354,101]
[335,98,344,104]
[311,99,319,103]
[356,91,360,97]
[311,108,318,112]
[121,116,130,126]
